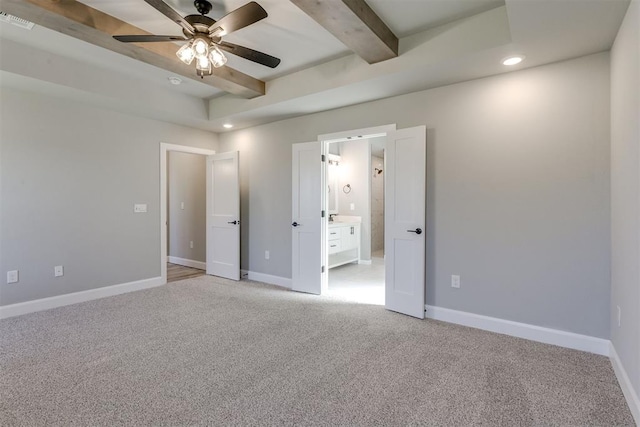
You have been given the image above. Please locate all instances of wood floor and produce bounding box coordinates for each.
[167,263,205,283]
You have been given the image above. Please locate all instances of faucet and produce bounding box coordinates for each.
[329,214,337,222]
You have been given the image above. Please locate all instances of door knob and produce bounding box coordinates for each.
[407,228,422,235]
[228,220,238,225]
[292,222,300,227]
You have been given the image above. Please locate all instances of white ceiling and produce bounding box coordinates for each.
[366,0,503,37]
[0,0,631,132]
[81,0,353,81]
[79,0,506,79]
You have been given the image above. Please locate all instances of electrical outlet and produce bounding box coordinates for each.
[350,203,355,211]
[265,250,270,260]
[181,202,185,210]
[7,270,19,284]
[190,241,194,249]
[617,306,621,327]
[54,266,64,277]
[451,275,460,289]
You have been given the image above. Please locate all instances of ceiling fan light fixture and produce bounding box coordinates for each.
[176,42,195,65]
[196,56,212,76]
[193,37,209,58]
[209,45,228,68]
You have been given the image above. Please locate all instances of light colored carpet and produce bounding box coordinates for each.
[0,275,634,426]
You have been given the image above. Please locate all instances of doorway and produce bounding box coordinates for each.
[291,124,427,318]
[166,151,207,282]
[324,136,386,305]
[160,143,216,283]
[160,144,241,284]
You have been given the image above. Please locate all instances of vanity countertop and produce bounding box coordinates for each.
[330,215,361,225]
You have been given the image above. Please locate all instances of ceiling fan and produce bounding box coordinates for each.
[113,0,281,78]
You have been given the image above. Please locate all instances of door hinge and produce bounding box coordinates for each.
[322,265,325,273]
[321,210,325,218]
[321,154,326,162]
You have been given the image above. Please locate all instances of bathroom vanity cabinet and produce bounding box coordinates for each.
[328,222,361,269]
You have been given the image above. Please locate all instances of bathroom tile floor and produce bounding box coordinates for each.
[326,250,385,305]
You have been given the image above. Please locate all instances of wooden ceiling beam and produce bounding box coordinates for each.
[290,0,398,64]
[0,0,265,98]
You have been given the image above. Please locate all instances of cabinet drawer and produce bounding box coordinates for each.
[328,240,342,254]
[328,229,340,241]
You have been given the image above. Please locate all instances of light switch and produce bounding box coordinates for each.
[350,203,355,211]
[181,202,185,210]
[134,203,147,213]
[7,270,18,284]
[54,266,64,277]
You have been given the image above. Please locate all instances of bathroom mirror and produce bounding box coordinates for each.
[327,154,340,214]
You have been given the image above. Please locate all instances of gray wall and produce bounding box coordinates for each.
[337,139,371,261]
[220,52,611,339]
[610,0,640,399]
[0,88,218,305]
[168,152,206,264]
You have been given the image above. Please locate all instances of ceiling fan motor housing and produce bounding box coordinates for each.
[183,14,217,37]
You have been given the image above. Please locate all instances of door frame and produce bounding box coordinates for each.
[160,143,216,284]
[318,124,396,292]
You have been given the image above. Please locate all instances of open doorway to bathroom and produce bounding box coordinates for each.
[324,136,386,305]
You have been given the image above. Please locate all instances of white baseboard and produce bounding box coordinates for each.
[610,343,640,425]
[241,270,291,289]
[168,256,206,270]
[0,277,163,319]
[358,260,372,265]
[425,305,610,356]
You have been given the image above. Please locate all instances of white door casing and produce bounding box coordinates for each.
[292,141,323,294]
[385,126,427,318]
[160,143,215,284]
[206,151,240,280]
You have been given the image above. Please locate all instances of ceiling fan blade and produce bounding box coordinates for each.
[208,1,267,36]
[218,41,281,68]
[113,35,188,43]
[144,0,195,34]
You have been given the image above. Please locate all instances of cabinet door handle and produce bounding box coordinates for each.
[407,228,422,235]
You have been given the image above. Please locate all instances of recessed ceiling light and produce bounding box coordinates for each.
[502,55,525,66]
[223,123,233,129]
[167,76,182,85]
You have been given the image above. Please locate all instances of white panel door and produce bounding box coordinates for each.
[206,151,240,280]
[292,141,322,294]
[385,126,426,318]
